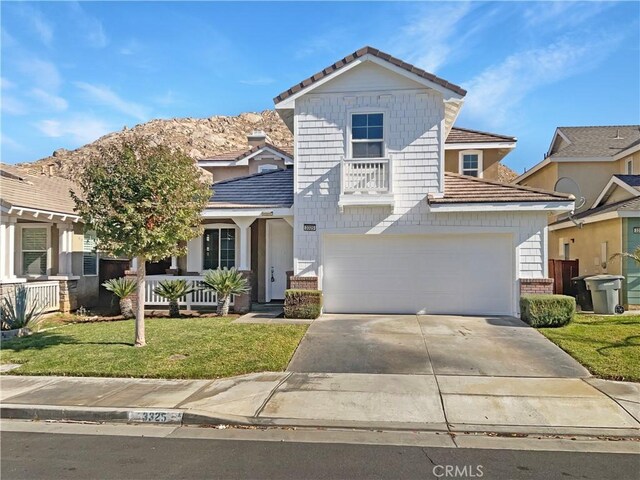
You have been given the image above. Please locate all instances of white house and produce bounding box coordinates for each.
[149,46,573,316]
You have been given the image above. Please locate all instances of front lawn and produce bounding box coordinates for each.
[539,314,640,382]
[1,317,307,379]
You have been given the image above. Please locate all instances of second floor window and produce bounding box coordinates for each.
[351,113,384,158]
[460,151,482,177]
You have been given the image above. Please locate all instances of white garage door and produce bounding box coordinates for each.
[323,234,513,315]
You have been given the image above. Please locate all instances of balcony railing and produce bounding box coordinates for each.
[339,157,394,207]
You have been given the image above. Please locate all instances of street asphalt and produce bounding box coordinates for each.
[2,429,639,480]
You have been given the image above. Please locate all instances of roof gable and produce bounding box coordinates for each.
[591,174,640,208]
[273,46,466,107]
[549,126,640,159]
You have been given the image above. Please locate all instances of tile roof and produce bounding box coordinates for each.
[550,126,640,158]
[273,46,466,104]
[429,173,573,204]
[446,126,516,144]
[208,168,293,209]
[551,196,640,225]
[0,163,80,215]
[200,143,293,162]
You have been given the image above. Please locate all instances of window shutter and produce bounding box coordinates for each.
[83,231,98,275]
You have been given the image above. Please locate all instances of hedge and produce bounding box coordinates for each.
[284,289,322,319]
[520,294,575,328]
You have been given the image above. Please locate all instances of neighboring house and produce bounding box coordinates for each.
[515,126,640,308]
[0,164,99,313]
[148,46,573,316]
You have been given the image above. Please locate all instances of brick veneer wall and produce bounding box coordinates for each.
[520,278,554,295]
[290,276,318,290]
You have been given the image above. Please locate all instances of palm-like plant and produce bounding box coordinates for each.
[1,286,44,331]
[202,268,249,316]
[102,277,137,319]
[610,247,640,265]
[153,279,196,318]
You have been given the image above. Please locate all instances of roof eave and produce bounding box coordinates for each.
[428,200,574,213]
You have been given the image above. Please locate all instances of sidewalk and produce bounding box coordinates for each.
[1,373,639,438]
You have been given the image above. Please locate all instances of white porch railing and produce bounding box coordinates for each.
[341,157,391,194]
[144,275,232,309]
[24,281,60,313]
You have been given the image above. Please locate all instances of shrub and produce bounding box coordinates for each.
[202,268,250,316]
[153,279,197,318]
[284,289,322,319]
[1,286,44,331]
[520,294,575,328]
[102,277,137,319]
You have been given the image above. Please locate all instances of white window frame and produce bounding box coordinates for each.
[83,230,99,276]
[347,110,387,159]
[19,224,51,278]
[202,225,239,271]
[459,150,483,178]
[626,159,633,175]
[258,164,279,173]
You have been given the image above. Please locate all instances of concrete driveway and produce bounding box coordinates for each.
[287,314,590,377]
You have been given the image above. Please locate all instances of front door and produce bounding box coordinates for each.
[267,219,293,301]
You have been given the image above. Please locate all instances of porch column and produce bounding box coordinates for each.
[57,223,74,276]
[6,217,16,279]
[170,256,178,269]
[0,218,6,280]
[130,257,138,270]
[232,217,255,271]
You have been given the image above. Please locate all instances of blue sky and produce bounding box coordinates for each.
[1,1,639,173]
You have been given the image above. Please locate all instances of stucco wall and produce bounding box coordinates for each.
[550,218,623,276]
[444,148,506,180]
[518,163,559,192]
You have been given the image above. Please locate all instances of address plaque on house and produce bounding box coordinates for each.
[303,224,317,232]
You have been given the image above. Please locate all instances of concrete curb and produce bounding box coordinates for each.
[3,404,639,440]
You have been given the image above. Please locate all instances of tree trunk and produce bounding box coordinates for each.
[169,300,180,318]
[119,298,134,319]
[217,295,230,316]
[135,255,146,347]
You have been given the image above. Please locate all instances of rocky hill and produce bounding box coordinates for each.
[16,110,517,182]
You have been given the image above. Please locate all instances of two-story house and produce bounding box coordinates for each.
[147,47,573,316]
[516,126,640,308]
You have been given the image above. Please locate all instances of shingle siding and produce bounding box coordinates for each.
[292,90,549,280]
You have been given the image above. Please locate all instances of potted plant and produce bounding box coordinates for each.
[202,268,249,316]
[102,277,137,319]
[1,286,44,338]
[153,279,196,318]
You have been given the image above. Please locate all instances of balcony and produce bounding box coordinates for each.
[339,157,394,208]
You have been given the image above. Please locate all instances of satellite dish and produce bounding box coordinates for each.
[554,177,586,211]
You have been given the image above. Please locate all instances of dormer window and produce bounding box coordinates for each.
[459,150,483,178]
[351,113,384,158]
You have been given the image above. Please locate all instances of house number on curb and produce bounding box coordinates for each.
[128,411,183,423]
[304,224,316,231]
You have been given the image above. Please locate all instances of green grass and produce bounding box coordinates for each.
[1,317,307,379]
[539,314,640,382]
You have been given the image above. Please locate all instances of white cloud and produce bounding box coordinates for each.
[13,3,54,46]
[75,82,148,121]
[1,77,15,90]
[68,2,108,48]
[30,88,68,111]
[392,2,476,72]
[35,115,111,144]
[119,39,141,56]
[524,1,613,29]
[461,36,621,127]
[1,96,28,115]
[0,133,26,151]
[239,77,275,86]
[17,58,62,92]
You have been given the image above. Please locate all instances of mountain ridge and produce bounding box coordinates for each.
[15,110,517,182]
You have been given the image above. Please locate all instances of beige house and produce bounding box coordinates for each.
[0,164,99,312]
[516,126,640,307]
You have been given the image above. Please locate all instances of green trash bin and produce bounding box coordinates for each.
[584,275,624,314]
